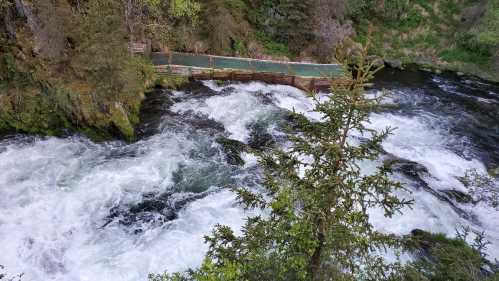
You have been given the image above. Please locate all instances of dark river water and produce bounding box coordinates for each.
[0,69,498,280]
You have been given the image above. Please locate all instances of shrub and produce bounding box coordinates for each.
[404,229,499,281]
[457,33,493,57]
[383,0,410,20]
[346,0,376,18]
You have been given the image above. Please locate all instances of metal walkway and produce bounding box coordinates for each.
[151,52,343,91]
[152,52,342,78]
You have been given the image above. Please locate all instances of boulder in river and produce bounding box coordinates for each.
[441,189,474,204]
[247,122,276,151]
[103,191,209,234]
[383,155,472,219]
[383,156,430,183]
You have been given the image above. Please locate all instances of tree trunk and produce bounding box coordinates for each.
[125,0,134,50]
[309,220,325,280]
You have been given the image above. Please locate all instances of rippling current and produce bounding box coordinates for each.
[1,69,498,280]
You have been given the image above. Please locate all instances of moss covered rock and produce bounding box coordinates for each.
[403,229,498,281]
[0,81,144,142]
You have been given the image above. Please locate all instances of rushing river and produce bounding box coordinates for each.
[1,69,498,280]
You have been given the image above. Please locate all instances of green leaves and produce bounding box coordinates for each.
[169,0,201,21]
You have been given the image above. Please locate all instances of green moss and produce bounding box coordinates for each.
[441,0,461,19]
[489,167,499,177]
[404,229,492,281]
[439,47,490,66]
[255,31,293,58]
[155,74,189,90]
[361,0,498,82]
[400,9,424,30]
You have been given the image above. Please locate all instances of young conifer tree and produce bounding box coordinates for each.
[151,41,412,281]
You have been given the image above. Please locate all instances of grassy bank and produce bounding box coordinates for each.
[356,0,499,81]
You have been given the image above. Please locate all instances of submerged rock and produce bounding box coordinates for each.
[441,189,473,204]
[179,80,218,98]
[172,163,236,192]
[135,88,174,138]
[247,122,275,151]
[103,191,210,234]
[383,156,430,183]
[183,116,225,135]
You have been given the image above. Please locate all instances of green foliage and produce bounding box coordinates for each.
[457,33,493,57]
[382,0,410,21]
[403,229,499,281]
[199,0,250,54]
[269,0,315,53]
[255,31,292,58]
[0,53,31,86]
[441,0,460,19]
[459,169,499,209]
[154,74,188,90]
[0,0,152,140]
[439,47,490,66]
[248,0,314,54]
[398,8,424,30]
[73,0,150,99]
[153,44,412,281]
[474,0,499,48]
[169,0,201,22]
[346,0,375,18]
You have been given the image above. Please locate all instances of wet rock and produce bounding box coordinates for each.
[247,122,275,151]
[384,156,430,182]
[136,89,174,139]
[384,59,403,69]
[384,155,472,219]
[184,116,225,134]
[254,91,276,105]
[104,193,175,229]
[441,189,473,204]
[460,2,487,27]
[179,81,218,98]
[216,137,247,166]
[103,191,209,233]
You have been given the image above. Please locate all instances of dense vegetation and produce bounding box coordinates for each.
[0,0,193,140]
[1,0,498,139]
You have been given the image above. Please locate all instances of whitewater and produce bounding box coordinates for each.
[0,69,498,280]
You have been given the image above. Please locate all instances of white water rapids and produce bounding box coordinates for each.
[1,77,498,280]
